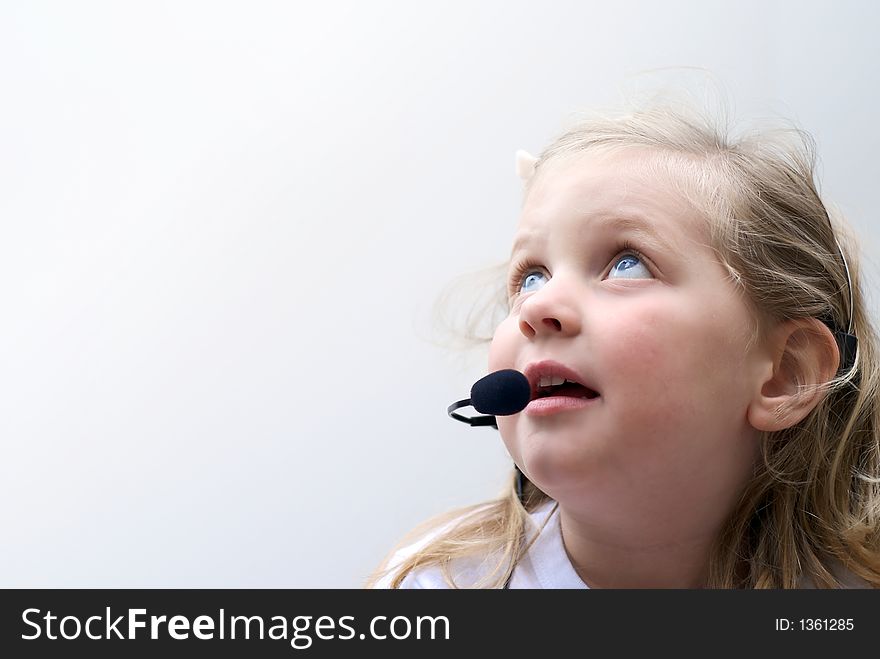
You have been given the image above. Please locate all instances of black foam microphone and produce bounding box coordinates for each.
[447,369,531,429]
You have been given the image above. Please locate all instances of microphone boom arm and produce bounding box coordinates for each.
[447,399,498,429]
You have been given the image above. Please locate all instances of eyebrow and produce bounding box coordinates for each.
[510,213,678,258]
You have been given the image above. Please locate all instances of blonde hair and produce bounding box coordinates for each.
[367,99,880,589]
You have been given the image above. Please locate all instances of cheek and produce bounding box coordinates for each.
[488,316,519,372]
[600,316,686,387]
[488,317,527,465]
[600,305,748,425]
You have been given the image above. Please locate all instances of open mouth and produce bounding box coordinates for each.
[524,361,601,406]
[533,379,600,400]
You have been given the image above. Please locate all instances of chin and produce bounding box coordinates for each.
[520,449,600,496]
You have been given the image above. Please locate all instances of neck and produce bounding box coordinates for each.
[558,507,716,589]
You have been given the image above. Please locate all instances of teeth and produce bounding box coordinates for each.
[538,375,566,388]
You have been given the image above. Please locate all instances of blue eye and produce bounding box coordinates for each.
[520,270,547,293]
[608,253,651,279]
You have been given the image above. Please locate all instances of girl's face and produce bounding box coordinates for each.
[489,149,767,529]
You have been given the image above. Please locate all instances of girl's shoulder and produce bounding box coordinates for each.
[370,506,489,589]
[372,500,560,589]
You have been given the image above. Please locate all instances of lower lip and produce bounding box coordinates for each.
[524,395,600,416]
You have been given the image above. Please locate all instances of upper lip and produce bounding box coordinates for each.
[522,360,599,400]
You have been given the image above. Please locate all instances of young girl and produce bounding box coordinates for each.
[368,100,880,589]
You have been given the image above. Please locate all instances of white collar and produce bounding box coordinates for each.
[513,501,589,589]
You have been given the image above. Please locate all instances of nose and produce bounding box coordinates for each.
[517,277,582,339]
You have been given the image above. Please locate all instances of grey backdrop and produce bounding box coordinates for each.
[1,0,878,587]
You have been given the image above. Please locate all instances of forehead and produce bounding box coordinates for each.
[515,149,709,251]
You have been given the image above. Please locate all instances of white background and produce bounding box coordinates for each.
[1,0,878,587]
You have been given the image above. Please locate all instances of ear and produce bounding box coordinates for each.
[747,318,841,432]
[515,149,538,182]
